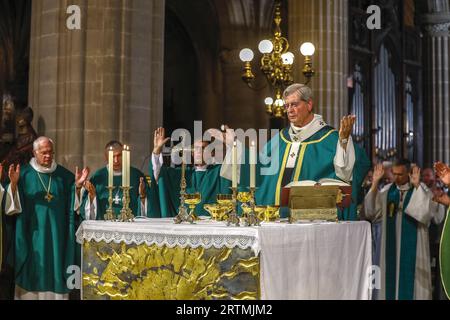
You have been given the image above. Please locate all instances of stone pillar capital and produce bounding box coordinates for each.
[420,13,450,37]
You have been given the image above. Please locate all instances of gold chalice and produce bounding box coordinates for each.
[217,194,233,206]
[242,205,266,218]
[184,193,202,220]
[204,204,229,221]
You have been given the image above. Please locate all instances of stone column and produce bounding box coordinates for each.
[420,2,450,165]
[28,0,164,171]
[288,0,348,128]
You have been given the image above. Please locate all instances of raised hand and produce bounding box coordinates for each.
[9,164,20,195]
[153,127,170,155]
[435,162,450,186]
[372,164,384,184]
[339,115,356,141]
[432,188,450,206]
[139,177,146,200]
[410,166,421,188]
[75,166,90,189]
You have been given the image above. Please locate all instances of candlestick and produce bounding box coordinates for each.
[104,186,115,221]
[227,187,240,227]
[174,149,194,224]
[120,186,134,222]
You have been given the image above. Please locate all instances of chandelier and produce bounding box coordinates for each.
[239,2,316,118]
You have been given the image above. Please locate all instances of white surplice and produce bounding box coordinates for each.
[362,182,445,300]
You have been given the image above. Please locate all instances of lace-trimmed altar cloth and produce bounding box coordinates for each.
[76,218,260,255]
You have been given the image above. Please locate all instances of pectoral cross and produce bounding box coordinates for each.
[113,194,121,205]
[45,193,54,203]
[388,203,395,218]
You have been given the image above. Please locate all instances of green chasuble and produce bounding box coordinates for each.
[150,164,231,218]
[384,185,416,300]
[255,126,371,221]
[441,207,450,300]
[80,167,160,220]
[13,164,76,294]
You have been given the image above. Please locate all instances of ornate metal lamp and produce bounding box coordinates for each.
[239,2,316,118]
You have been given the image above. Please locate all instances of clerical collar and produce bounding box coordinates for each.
[30,158,57,174]
[289,114,327,142]
[291,121,313,134]
[396,182,411,191]
[113,170,122,176]
[195,165,208,172]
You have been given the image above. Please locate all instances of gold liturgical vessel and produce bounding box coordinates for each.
[184,193,202,221]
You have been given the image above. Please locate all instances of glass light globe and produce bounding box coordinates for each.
[258,40,274,54]
[239,48,254,62]
[281,52,295,65]
[264,97,274,105]
[275,99,284,107]
[300,42,316,56]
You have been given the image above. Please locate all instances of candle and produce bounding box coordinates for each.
[122,145,128,188]
[126,146,131,187]
[108,147,113,188]
[232,141,238,188]
[250,141,256,188]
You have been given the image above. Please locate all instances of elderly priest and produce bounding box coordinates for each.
[4,136,88,300]
[251,83,371,220]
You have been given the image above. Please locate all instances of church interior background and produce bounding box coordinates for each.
[0,0,450,300]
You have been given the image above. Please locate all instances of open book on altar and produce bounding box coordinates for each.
[284,178,350,188]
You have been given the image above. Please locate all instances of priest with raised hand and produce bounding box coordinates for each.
[80,140,160,220]
[434,161,450,299]
[361,160,444,300]
[150,127,231,217]
[4,136,89,300]
[254,83,371,220]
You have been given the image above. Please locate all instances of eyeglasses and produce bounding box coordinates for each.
[36,150,54,156]
[284,101,302,110]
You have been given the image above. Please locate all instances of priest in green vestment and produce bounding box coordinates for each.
[224,84,370,221]
[79,141,160,220]
[150,127,231,218]
[434,162,450,300]
[4,137,88,300]
[362,160,444,300]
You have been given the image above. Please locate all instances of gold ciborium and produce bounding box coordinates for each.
[204,204,230,221]
[184,193,202,220]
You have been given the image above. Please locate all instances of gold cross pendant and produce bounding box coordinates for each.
[388,203,395,218]
[45,193,54,203]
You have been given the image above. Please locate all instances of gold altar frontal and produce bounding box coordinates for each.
[81,240,260,300]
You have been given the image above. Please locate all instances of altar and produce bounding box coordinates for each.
[76,218,372,300]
